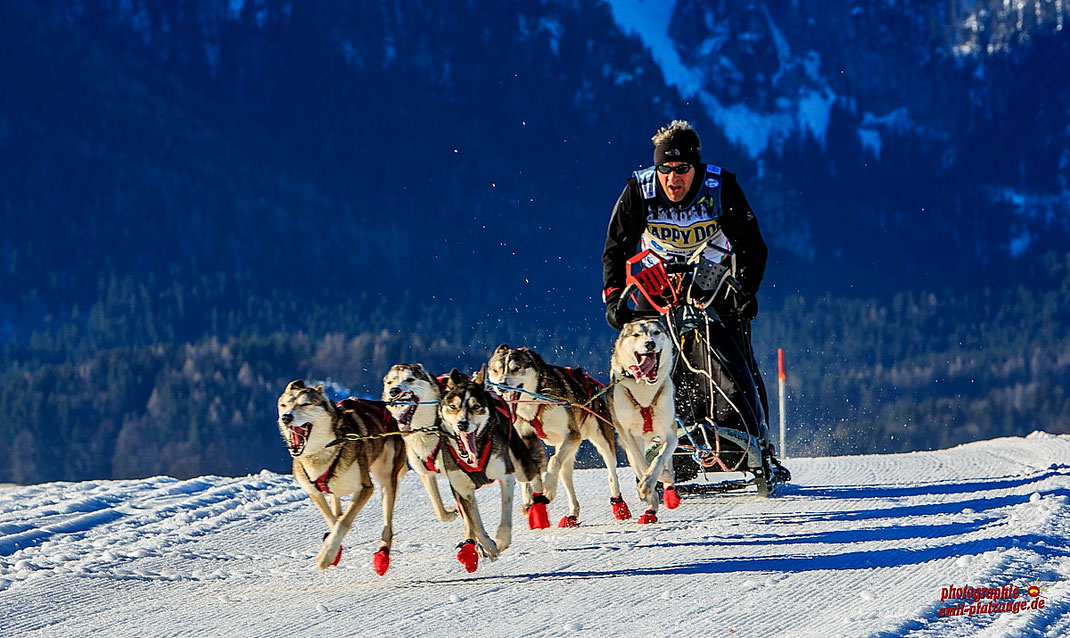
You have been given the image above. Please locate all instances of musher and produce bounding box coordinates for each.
[601,119,773,452]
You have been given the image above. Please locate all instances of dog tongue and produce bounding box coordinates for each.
[629,353,657,381]
[460,431,479,460]
[286,424,310,456]
[505,391,520,422]
[396,405,415,430]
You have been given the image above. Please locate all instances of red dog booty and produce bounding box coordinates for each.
[610,496,632,520]
[663,487,681,510]
[528,493,550,529]
[456,540,479,573]
[558,515,579,528]
[372,547,390,576]
[637,509,658,524]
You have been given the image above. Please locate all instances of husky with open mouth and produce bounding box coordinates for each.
[437,367,545,572]
[487,344,631,527]
[381,363,458,523]
[607,318,680,524]
[277,380,406,573]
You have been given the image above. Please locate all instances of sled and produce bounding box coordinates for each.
[621,244,791,497]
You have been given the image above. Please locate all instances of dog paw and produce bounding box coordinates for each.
[558,515,579,528]
[663,487,681,510]
[637,509,658,524]
[315,531,344,569]
[437,509,460,523]
[610,496,632,520]
[638,475,658,500]
[456,540,479,573]
[493,538,509,556]
[316,545,343,570]
[483,539,502,560]
[372,547,390,576]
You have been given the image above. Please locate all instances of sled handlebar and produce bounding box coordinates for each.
[616,242,744,319]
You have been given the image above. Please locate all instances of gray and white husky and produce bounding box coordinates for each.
[487,344,631,526]
[381,363,458,523]
[276,380,407,573]
[437,368,545,572]
[607,319,680,524]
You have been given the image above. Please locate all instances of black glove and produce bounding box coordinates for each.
[604,288,636,330]
[734,291,759,321]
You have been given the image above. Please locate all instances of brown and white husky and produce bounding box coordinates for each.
[607,319,681,524]
[276,380,406,572]
[487,344,631,526]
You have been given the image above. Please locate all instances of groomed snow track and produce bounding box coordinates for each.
[2,432,1069,637]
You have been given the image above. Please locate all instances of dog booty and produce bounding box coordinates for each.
[528,493,550,530]
[663,487,681,510]
[372,547,390,576]
[637,509,658,524]
[610,496,632,520]
[457,540,479,573]
[558,515,579,528]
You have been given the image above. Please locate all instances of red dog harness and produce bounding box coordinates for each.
[529,404,548,439]
[622,385,665,434]
[447,436,493,473]
[309,397,399,493]
[422,441,441,473]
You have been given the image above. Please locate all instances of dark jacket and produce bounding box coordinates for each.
[601,165,767,313]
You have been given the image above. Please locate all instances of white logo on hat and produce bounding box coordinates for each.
[666,149,681,156]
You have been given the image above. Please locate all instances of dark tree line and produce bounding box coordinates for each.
[2,253,1068,483]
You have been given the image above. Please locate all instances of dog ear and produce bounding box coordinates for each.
[447,368,466,387]
[493,344,510,355]
[472,364,487,386]
[285,379,305,392]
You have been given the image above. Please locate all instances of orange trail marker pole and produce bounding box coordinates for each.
[778,348,787,459]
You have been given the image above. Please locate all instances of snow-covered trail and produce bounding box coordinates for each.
[1,432,1068,638]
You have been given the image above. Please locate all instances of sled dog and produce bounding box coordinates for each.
[437,367,545,572]
[487,345,631,526]
[381,363,458,523]
[277,380,406,573]
[607,318,680,524]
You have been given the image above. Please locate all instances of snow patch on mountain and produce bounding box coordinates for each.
[604,0,703,97]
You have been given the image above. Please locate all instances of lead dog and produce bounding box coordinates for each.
[381,363,458,523]
[607,319,680,524]
[487,345,631,526]
[277,380,406,573]
[437,367,545,572]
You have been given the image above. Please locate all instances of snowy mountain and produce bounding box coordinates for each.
[9,0,1069,293]
[2,432,1069,637]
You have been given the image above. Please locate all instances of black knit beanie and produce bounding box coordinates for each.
[653,128,701,166]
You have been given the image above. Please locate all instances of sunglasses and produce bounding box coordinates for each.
[656,163,693,175]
